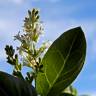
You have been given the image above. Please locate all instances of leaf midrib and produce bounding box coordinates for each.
[55,55,84,86]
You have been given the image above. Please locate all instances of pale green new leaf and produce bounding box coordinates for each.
[36,27,86,96]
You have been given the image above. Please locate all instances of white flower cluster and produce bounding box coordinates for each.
[35,22,44,36]
[14,9,51,74]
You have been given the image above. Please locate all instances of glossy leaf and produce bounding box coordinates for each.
[36,27,86,96]
[61,86,78,96]
[60,93,74,96]
[0,71,37,96]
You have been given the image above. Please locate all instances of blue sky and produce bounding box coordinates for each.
[0,0,96,95]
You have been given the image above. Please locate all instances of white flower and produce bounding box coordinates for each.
[44,41,52,48]
[35,22,44,35]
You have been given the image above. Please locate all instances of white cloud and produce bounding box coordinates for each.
[48,0,60,3]
[27,0,39,1]
[91,94,96,96]
[0,49,6,60]
[91,39,96,60]
[0,19,18,39]
[45,18,96,40]
[7,0,24,4]
[7,0,41,4]
[80,91,96,96]
[92,39,96,52]
[28,0,60,3]
[0,20,8,31]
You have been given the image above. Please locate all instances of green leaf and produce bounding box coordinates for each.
[60,93,74,96]
[36,27,86,96]
[62,86,78,96]
[0,71,37,96]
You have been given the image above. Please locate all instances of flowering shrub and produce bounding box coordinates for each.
[0,8,86,96]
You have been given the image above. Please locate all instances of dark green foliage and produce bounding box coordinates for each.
[36,27,86,96]
[0,71,37,96]
[60,93,74,96]
[61,86,77,96]
[13,70,24,80]
[25,72,35,84]
[5,45,23,79]
[5,45,16,65]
